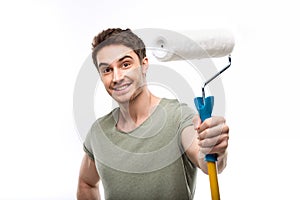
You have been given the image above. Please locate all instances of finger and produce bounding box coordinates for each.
[209,138,229,155]
[198,122,229,140]
[199,132,229,148]
[198,116,226,133]
[199,136,229,155]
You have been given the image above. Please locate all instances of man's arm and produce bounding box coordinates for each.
[77,154,101,200]
[181,115,229,174]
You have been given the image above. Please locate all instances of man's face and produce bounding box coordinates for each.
[96,44,148,103]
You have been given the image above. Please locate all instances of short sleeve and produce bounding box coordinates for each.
[176,102,196,153]
[177,103,196,135]
[83,124,95,161]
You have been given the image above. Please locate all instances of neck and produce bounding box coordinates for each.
[117,88,160,132]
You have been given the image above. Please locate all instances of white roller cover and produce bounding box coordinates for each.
[134,28,235,61]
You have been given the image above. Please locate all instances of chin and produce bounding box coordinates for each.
[111,93,133,104]
[112,89,142,105]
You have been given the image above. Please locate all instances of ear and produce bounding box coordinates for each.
[141,57,149,74]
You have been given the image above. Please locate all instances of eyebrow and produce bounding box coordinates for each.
[98,55,134,69]
[98,62,109,69]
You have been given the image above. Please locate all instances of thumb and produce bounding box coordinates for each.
[192,114,201,130]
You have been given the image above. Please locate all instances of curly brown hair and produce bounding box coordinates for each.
[91,28,146,70]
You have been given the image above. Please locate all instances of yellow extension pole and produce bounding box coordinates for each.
[207,161,220,200]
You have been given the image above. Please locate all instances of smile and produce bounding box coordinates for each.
[112,83,132,91]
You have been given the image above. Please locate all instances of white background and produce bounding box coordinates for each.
[0,0,299,199]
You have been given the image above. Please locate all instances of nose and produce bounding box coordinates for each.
[112,67,124,83]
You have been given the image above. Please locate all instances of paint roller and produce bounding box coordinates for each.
[151,29,234,62]
[135,28,234,200]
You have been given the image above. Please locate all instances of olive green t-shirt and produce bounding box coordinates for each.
[84,98,197,200]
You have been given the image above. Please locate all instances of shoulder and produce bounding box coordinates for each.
[91,108,118,130]
[84,107,118,143]
[161,98,195,114]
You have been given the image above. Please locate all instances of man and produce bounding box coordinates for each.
[77,28,229,200]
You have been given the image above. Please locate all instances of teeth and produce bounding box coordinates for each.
[114,84,129,91]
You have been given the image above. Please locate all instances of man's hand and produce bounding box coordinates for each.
[193,115,229,173]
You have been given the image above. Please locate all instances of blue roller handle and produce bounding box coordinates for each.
[194,96,218,162]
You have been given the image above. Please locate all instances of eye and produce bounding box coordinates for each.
[101,67,112,74]
[122,62,131,68]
